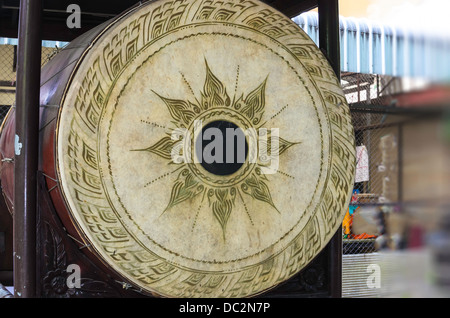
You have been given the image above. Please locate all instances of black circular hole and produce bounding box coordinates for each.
[196,120,248,176]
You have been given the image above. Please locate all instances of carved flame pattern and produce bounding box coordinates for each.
[134,60,299,239]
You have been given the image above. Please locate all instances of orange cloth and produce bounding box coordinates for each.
[342,210,353,236]
[352,233,377,239]
[343,206,377,239]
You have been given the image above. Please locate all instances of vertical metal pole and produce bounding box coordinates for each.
[318,0,341,76]
[318,0,342,298]
[14,0,42,298]
[398,123,403,203]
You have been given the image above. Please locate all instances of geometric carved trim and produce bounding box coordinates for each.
[37,172,142,298]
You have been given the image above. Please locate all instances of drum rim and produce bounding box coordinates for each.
[53,1,152,293]
[0,106,15,216]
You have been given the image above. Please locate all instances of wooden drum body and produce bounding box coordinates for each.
[0,0,355,297]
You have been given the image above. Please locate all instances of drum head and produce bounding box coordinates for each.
[56,0,355,297]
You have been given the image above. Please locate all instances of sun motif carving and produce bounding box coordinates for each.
[134,60,299,239]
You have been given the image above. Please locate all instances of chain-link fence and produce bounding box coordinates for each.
[342,72,410,297]
[0,44,16,122]
[343,72,409,255]
[342,71,448,255]
[0,43,60,123]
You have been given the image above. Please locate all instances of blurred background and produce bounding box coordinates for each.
[294,0,450,297]
[0,0,449,298]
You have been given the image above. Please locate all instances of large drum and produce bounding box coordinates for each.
[0,0,355,297]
